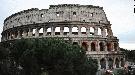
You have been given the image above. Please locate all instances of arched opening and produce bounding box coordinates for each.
[14,31,18,38]
[55,27,60,35]
[73,42,78,45]
[47,27,51,35]
[73,12,76,16]
[72,27,78,35]
[108,58,113,69]
[91,42,96,51]
[90,27,94,35]
[114,43,118,51]
[41,14,44,18]
[115,58,119,68]
[81,27,86,34]
[56,12,60,17]
[100,58,106,69]
[99,42,104,51]
[32,28,36,36]
[121,58,124,67]
[98,28,101,35]
[82,42,88,51]
[107,43,112,51]
[39,28,43,36]
[63,27,69,35]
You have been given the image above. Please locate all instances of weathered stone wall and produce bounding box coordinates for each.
[3,4,109,31]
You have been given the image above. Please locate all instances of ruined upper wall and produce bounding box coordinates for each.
[3,4,110,31]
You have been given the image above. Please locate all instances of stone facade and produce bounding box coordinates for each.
[1,4,124,70]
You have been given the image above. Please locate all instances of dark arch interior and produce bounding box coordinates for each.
[99,42,104,51]
[107,43,111,51]
[108,58,113,69]
[73,42,78,45]
[115,58,119,68]
[114,43,117,51]
[91,42,96,51]
[100,58,106,69]
[82,42,88,51]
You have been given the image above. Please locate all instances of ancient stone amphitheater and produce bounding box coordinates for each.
[1,4,124,70]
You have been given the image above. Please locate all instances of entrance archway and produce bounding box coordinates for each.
[99,42,104,51]
[100,58,106,69]
[82,42,88,51]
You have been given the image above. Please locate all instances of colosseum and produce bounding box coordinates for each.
[1,4,125,70]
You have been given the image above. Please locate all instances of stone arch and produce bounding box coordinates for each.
[46,27,51,35]
[114,43,118,51]
[121,58,124,67]
[55,27,60,35]
[99,42,104,51]
[73,42,78,45]
[108,58,113,69]
[81,27,86,34]
[100,58,106,69]
[82,42,88,51]
[115,58,119,68]
[32,28,36,36]
[72,27,78,35]
[90,27,94,35]
[39,28,43,36]
[63,27,69,35]
[91,42,96,51]
[107,43,112,51]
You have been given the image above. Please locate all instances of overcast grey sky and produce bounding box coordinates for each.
[0,0,135,49]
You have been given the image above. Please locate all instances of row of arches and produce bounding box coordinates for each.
[32,26,108,36]
[2,25,111,41]
[80,42,118,51]
[100,58,125,69]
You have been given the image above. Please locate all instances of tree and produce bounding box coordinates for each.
[0,42,10,75]
[5,38,98,75]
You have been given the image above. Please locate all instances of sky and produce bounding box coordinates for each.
[0,0,135,50]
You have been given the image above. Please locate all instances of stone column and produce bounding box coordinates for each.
[17,30,21,39]
[94,27,98,35]
[35,28,39,37]
[119,60,121,68]
[51,26,55,36]
[97,41,100,51]
[105,43,107,51]
[98,59,101,70]
[88,42,91,51]
[78,26,81,36]
[23,29,27,38]
[28,28,33,37]
[86,27,90,36]
[107,27,113,37]
[60,26,64,36]
[113,58,116,69]
[106,59,109,69]
[69,26,72,36]
[43,26,47,37]
[101,28,106,37]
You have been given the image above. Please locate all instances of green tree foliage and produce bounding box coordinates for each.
[1,38,98,75]
[120,48,135,62]
[0,42,10,75]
